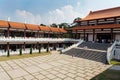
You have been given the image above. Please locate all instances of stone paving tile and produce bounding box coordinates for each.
[77,69,85,74]
[53,68,61,71]
[23,74,34,80]
[14,77,25,80]
[75,77,86,80]
[42,78,50,80]
[35,74,45,80]
[66,73,77,78]
[56,73,67,79]
[24,66,42,73]
[7,68,28,79]
[32,72,40,76]
[59,70,68,74]
[31,78,38,80]
[57,60,70,64]
[38,63,53,69]
[68,69,77,74]
[85,76,93,80]
[3,66,13,71]
[13,60,27,68]
[45,74,57,79]
[76,72,86,77]
[48,61,62,66]
[0,67,4,72]
[0,62,9,67]
[53,78,62,80]
[19,60,32,66]
[39,70,50,75]
[64,77,74,80]
[0,71,11,80]
[12,66,20,70]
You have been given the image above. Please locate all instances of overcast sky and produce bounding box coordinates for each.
[0,0,120,25]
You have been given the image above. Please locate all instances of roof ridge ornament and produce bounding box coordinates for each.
[90,11,92,13]
[7,17,10,21]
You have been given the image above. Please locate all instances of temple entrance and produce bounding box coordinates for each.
[97,33,111,43]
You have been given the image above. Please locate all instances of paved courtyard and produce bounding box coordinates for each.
[0,53,111,80]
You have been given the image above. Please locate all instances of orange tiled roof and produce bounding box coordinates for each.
[68,24,120,30]
[9,22,26,29]
[49,27,60,33]
[25,24,40,31]
[39,26,51,32]
[58,28,67,33]
[82,7,120,21]
[0,20,9,28]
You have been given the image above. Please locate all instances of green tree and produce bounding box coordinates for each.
[59,23,70,29]
[7,50,10,57]
[46,47,49,52]
[50,23,58,28]
[39,46,41,53]
[40,24,46,26]
[19,47,22,55]
[30,47,32,54]
[73,17,81,23]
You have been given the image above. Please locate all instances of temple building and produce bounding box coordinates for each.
[68,7,120,43]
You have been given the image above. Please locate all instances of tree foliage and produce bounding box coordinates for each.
[50,23,58,28]
[40,24,46,26]
[73,17,81,23]
[59,23,70,29]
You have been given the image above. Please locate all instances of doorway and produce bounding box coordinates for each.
[97,33,111,43]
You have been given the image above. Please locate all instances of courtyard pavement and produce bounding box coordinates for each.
[0,53,111,80]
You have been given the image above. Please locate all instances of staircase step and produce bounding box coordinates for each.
[63,48,107,63]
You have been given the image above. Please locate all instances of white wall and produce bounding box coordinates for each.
[88,34,93,41]
[115,34,120,40]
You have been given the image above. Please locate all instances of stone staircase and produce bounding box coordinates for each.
[63,41,112,63]
[78,41,111,50]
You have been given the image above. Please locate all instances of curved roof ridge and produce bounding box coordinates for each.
[92,6,120,13]
[82,6,120,21]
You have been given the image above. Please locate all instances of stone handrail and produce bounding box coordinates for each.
[62,39,83,53]
[0,37,80,43]
[116,40,120,45]
[107,41,117,64]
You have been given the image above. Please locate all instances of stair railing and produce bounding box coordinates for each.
[61,39,83,53]
[107,41,117,64]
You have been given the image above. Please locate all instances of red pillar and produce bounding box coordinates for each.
[23,42,25,50]
[24,29,26,38]
[7,28,10,38]
[84,29,86,41]
[37,31,39,38]
[7,42,10,57]
[86,33,88,41]
[47,43,49,52]
[76,30,77,39]
[44,32,45,38]
[48,32,50,38]
[61,33,63,38]
[37,42,39,49]
[93,29,95,42]
[111,28,113,43]
[80,33,81,39]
